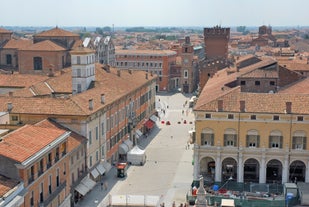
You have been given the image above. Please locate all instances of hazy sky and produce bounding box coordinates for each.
[1,0,309,27]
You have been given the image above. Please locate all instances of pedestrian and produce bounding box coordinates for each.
[104,181,108,190]
[182,110,184,115]
[100,181,104,190]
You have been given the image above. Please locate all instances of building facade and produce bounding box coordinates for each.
[193,57,309,184]
[204,26,230,60]
[115,49,177,91]
[0,119,86,207]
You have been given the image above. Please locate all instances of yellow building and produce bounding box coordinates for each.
[193,57,309,184]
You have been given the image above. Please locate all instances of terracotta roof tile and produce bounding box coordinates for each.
[0,28,12,34]
[2,39,32,49]
[195,59,277,109]
[196,88,309,115]
[34,27,79,37]
[0,73,49,88]
[0,175,19,197]
[21,40,66,51]
[35,119,86,152]
[279,77,309,94]
[0,64,156,116]
[0,122,66,163]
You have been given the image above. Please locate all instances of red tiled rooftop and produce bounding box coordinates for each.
[0,175,19,197]
[0,122,67,163]
[21,40,66,51]
[0,28,12,34]
[0,64,157,116]
[34,27,79,37]
[2,39,32,50]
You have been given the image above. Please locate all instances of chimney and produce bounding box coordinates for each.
[128,69,132,74]
[240,100,246,112]
[145,73,148,79]
[217,100,223,112]
[8,91,13,97]
[88,99,93,110]
[101,94,105,104]
[117,69,121,77]
[286,102,292,114]
[7,102,13,112]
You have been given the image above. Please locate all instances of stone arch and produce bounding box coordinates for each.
[243,158,260,183]
[222,157,237,181]
[289,160,306,182]
[266,159,283,183]
[199,156,216,183]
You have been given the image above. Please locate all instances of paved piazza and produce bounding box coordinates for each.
[78,92,195,207]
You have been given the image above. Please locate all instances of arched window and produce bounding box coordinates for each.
[246,130,260,148]
[224,128,237,147]
[201,128,214,146]
[292,131,307,150]
[269,130,283,148]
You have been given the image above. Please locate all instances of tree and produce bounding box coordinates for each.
[236,26,246,33]
[102,26,111,32]
[96,27,103,35]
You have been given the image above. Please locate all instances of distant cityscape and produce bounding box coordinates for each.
[0,23,308,207]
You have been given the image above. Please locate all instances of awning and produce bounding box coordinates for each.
[145,120,154,129]
[81,177,96,191]
[75,176,96,196]
[90,168,100,179]
[150,115,158,122]
[75,182,89,196]
[119,143,129,154]
[96,163,106,175]
[103,161,112,173]
[135,129,143,138]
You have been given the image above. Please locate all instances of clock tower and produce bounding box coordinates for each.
[181,36,196,93]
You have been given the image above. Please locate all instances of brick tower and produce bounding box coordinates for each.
[181,36,195,93]
[204,26,230,60]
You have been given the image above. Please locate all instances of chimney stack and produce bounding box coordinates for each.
[217,100,223,112]
[145,73,148,79]
[89,99,93,110]
[128,69,132,74]
[7,102,13,112]
[117,69,121,77]
[8,91,13,97]
[101,94,105,104]
[286,102,292,114]
[240,100,246,112]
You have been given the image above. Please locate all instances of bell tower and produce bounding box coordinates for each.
[181,36,195,93]
[70,46,96,94]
